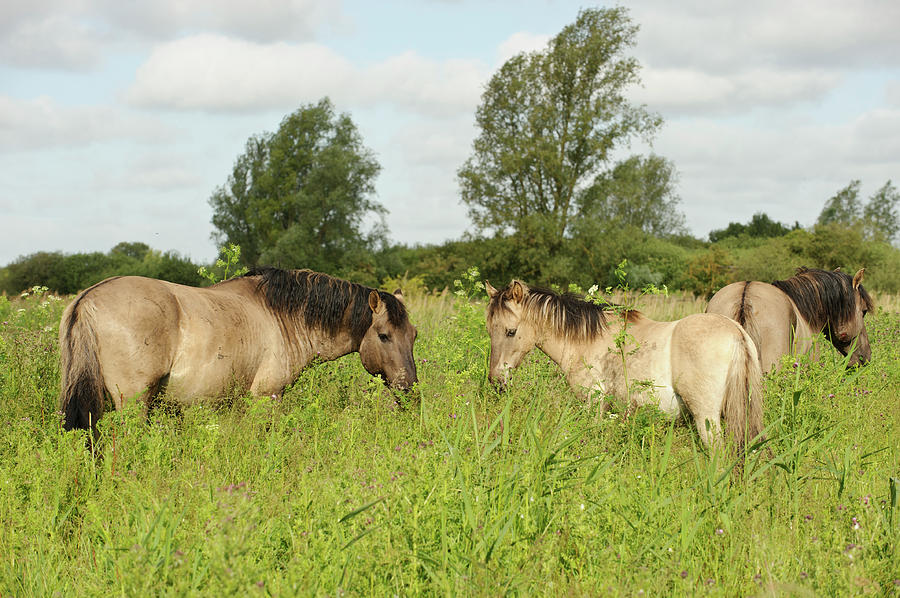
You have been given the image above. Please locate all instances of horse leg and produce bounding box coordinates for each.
[105,372,167,414]
[693,410,722,449]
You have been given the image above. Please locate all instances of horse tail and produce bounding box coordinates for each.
[722,324,765,460]
[59,290,106,431]
[730,281,763,363]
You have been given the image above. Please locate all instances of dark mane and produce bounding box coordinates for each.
[489,284,640,341]
[771,267,874,332]
[242,267,407,342]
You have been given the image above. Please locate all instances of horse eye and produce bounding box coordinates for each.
[378,333,390,343]
[506,328,517,337]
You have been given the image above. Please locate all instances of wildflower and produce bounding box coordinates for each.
[851,517,860,530]
[680,571,688,579]
[580,503,585,511]
[715,528,724,535]
[800,572,808,579]
[804,514,812,521]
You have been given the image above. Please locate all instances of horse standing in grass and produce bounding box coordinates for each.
[485,280,763,454]
[706,267,873,373]
[59,267,418,431]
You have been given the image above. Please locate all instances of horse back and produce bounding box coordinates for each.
[707,281,796,373]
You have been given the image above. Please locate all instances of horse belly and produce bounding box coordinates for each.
[166,321,265,401]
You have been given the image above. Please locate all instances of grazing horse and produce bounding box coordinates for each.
[59,267,418,431]
[706,268,873,373]
[485,280,763,454]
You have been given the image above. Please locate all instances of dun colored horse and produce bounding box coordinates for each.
[485,280,764,453]
[59,267,418,431]
[706,268,873,373]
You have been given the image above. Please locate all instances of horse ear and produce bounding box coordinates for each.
[485,280,498,298]
[852,268,865,289]
[368,290,386,315]
[393,288,405,304]
[510,280,526,304]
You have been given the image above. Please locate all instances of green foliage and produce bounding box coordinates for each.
[683,246,733,298]
[817,180,863,227]
[709,212,794,243]
[816,179,899,246]
[863,180,900,244]
[209,98,385,274]
[0,246,204,295]
[579,154,687,237]
[1,279,898,595]
[458,7,661,243]
[198,244,249,285]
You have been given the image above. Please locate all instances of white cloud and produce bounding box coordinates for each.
[0,8,106,69]
[633,66,842,115]
[632,0,900,73]
[0,0,343,70]
[0,95,174,152]
[98,0,344,42]
[359,52,485,117]
[125,35,355,111]
[645,103,900,237]
[495,31,550,64]
[886,80,900,107]
[125,35,487,117]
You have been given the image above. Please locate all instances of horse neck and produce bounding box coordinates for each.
[304,326,360,361]
[275,308,364,364]
[531,314,614,374]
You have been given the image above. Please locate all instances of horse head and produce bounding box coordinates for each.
[359,289,419,391]
[828,268,873,367]
[485,280,538,391]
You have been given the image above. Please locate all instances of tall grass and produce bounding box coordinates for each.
[0,285,898,595]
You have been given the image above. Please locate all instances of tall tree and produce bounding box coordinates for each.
[209,98,384,272]
[863,180,899,243]
[578,154,685,237]
[458,7,661,243]
[817,180,862,227]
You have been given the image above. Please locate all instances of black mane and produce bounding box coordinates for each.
[489,283,639,341]
[771,267,874,332]
[243,267,407,342]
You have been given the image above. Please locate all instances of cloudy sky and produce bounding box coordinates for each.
[2,0,898,266]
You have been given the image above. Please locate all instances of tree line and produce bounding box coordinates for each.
[2,8,898,297]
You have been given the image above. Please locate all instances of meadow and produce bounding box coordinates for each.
[0,274,898,596]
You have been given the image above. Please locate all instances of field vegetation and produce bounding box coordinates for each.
[1,273,898,596]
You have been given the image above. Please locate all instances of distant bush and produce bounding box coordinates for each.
[0,245,204,295]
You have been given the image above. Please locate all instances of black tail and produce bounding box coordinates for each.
[59,297,106,431]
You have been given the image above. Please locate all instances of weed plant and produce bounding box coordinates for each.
[0,281,898,595]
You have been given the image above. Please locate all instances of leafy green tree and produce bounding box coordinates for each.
[578,154,685,237]
[110,241,151,261]
[863,180,899,243]
[709,212,793,243]
[817,180,862,227]
[458,7,661,244]
[209,98,385,273]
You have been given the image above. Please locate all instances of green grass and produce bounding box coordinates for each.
[0,286,898,596]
